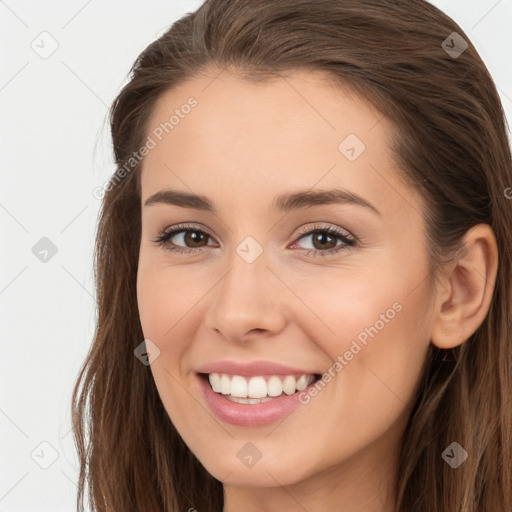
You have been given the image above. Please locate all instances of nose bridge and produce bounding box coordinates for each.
[204,239,286,340]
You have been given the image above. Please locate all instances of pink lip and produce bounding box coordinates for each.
[196,359,318,377]
[196,373,315,427]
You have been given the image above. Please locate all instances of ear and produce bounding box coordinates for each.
[430,224,498,349]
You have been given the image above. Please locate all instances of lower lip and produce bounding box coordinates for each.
[197,374,313,427]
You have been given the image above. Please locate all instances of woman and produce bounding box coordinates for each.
[72,0,512,510]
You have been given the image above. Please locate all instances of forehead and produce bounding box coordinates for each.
[140,68,418,216]
[145,68,388,159]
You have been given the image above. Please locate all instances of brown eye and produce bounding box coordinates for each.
[293,225,356,256]
[310,231,338,250]
[182,230,209,247]
[153,225,217,254]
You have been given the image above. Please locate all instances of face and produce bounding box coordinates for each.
[136,68,436,489]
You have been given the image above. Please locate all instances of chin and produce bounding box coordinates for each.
[198,449,317,488]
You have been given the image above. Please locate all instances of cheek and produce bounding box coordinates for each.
[136,257,205,343]
[290,258,433,424]
[136,257,214,411]
[136,262,205,427]
[137,269,174,339]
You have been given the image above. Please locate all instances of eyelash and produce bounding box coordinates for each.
[152,223,357,257]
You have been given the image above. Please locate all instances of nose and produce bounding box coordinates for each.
[203,249,287,342]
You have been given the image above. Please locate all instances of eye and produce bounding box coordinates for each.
[290,224,357,256]
[152,224,217,254]
[152,222,357,256]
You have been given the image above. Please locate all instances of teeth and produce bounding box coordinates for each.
[267,376,282,397]
[209,373,221,393]
[231,375,248,398]
[207,373,316,399]
[220,374,231,395]
[282,375,296,395]
[248,376,267,398]
[225,396,274,404]
[296,375,309,391]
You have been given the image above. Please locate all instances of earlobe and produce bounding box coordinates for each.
[430,224,498,350]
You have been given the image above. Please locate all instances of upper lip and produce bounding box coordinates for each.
[196,360,320,377]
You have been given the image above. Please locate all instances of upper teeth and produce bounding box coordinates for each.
[208,373,316,398]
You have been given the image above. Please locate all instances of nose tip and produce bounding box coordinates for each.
[203,259,286,342]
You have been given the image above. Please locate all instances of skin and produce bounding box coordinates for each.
[136,68,498,512]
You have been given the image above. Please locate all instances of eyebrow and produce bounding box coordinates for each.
[144,187,381,216]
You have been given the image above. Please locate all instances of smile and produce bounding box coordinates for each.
[207,373,317,403]
[197,371,322,427]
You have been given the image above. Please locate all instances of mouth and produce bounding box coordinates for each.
[198,372,323,404]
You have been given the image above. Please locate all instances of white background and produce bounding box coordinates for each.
[1,1,511,510]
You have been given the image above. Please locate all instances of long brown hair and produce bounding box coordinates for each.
[72,1,512,510]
